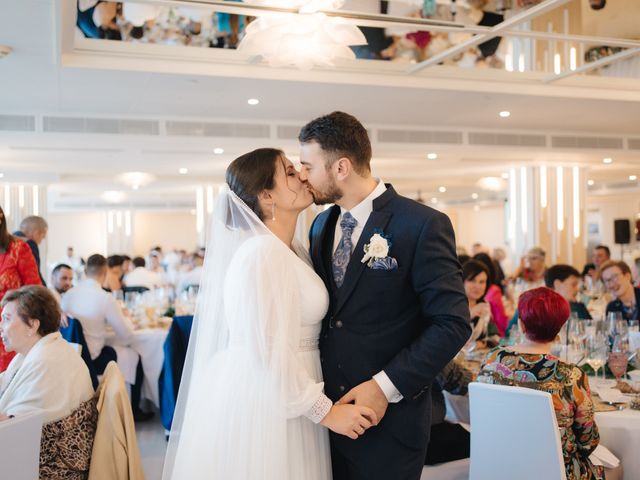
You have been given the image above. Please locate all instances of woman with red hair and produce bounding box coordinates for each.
[478,287,603,480]
[0,206,42,371]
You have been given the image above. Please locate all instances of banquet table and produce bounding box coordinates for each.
[106,327,169,408]
[444,377,640,480]
[595,408,640,480]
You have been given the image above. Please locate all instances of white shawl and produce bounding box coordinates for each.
[0,332,94,423]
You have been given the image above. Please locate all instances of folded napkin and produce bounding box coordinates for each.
[596,388,631,404]
[590,445,620,469]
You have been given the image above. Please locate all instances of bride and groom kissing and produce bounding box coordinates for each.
[163,111,472,480]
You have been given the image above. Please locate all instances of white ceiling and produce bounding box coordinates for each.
[0,0,639,211]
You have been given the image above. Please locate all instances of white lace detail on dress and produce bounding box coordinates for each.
[305,393,333,424]
[298,337,319,352]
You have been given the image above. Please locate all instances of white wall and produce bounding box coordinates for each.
[132,211,198,257]
[442,203,507,254]
[46,212,109,276]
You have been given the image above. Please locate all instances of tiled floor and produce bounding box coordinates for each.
[137,418,168,480]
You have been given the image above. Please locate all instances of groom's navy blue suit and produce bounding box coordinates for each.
[310,185,471,480]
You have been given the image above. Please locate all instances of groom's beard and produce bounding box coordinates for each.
[307,178,343,205]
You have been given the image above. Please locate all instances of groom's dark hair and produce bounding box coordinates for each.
[298,111,372,175]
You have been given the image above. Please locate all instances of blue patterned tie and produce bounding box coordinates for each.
[332,212,357,288]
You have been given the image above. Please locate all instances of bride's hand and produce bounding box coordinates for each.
[320,404,378,440]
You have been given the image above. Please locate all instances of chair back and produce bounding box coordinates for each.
[0,410,44,480]
[159,315,194,430]
[60,317,99,389]
[469,382,567,480]
[122,286,149,302]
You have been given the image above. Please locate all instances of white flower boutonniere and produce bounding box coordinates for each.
[361,233,390,265]
[361,230,398,270]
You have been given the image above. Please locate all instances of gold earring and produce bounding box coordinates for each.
[271,203,276,221]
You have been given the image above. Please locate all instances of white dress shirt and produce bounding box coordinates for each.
[178,266,203,292]
[123,267,163,290]
[61,279,135,360]
[332,179,403,404]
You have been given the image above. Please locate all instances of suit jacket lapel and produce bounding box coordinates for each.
[335,210,392,315]
[311,206,340,291]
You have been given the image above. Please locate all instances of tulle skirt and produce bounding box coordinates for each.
[167,346,331,480]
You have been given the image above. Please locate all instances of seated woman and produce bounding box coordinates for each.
[0,285,96,478]
[462,260,500,345]
[473,253,511,336]
[478,287,603,480]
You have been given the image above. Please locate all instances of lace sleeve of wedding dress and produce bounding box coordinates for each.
[163,187,329,480]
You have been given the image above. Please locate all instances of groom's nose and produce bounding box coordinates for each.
[299,167,309,181]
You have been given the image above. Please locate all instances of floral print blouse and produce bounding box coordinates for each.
[478,347,603,480]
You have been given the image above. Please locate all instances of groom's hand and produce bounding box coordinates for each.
[337,379,388,425]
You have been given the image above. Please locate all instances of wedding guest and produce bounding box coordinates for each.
[582,263,597,285]
[462,260,499,342]
[177,253,204,293]
[124,257,163,290]
[473,253,510,336]
[479,287,603,480]
[592,245,611,271]
[121,254,133,281]
[0,206,42,372]
[425,360,473,465]
[61,246,84,281]
[0,286,96,477]
[492,247,507,292]
[13,215,48,286]
[512,246,547,296]
[546,265,591,320]
[49,263,74,303]
[61,254,152,421]
[103,254,124,292]
[602,260,640,322]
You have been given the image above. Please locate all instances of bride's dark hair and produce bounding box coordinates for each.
[226,148,285,220]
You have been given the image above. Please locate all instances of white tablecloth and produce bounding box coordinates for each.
[106,327,169,408]
[130,328,169,408]
[595,409,640,480]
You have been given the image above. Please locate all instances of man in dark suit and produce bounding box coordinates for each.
[14,215,48,286]
[299,111,471,480]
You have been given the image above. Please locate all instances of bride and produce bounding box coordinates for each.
[163,148,377,480]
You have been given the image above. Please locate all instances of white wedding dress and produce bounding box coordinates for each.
[164,233,332,480]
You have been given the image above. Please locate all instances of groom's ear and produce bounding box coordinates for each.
[334,156,352,181]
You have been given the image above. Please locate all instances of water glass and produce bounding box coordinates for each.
[608,351,629,381]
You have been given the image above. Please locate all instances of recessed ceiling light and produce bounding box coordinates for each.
[499,111,511,118]
[630,175,638,181]
[189,209,196,215]
[471,193,479,199]
[247,98,260,105]
[473,205,480,212]
[179,168,188,175]
[438,186,447,193]
[0,173,4,178]
[501,172,509,179]
[132,184,140,190]
[431,197,438,204]
[587,179,595,186]
[213,148,224,155]
[603,157,613,164]
[427,153,438,160]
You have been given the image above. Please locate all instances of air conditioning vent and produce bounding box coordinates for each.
[43,116,159,135]
[627,138,640,150]
[0,115,35,132]
[551,136,623,149]
[166,121,270,138]
[468,132,546,147]
[277,125,302,140]
[377,129,463,144]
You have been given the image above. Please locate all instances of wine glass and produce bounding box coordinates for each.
[586,334,608,380]
[608,351,629,382]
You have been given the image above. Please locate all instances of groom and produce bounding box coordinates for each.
[299,112,471,480]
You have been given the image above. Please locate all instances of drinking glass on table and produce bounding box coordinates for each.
[629,320,639,333]
[608,351,629,382]
[586,334,608,380]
